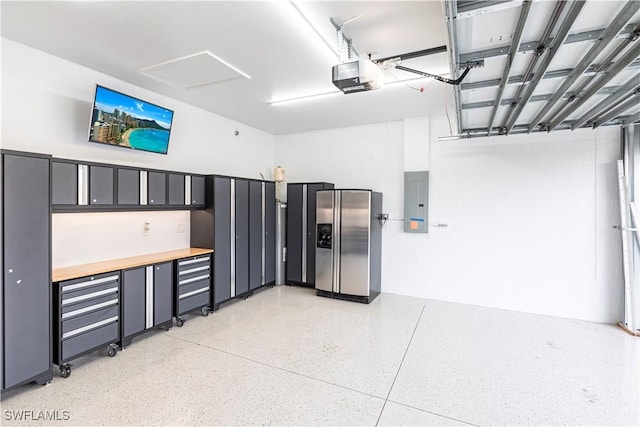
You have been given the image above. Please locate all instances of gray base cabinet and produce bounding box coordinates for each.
[190,176,276,310]
[120,262,173,348]
[1,151,53,390]
[53,272,120,378]
[174,254,212,326]
[286,182,334,286]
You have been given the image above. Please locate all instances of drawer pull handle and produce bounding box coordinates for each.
[62,275,119,292]
[62,316,118,340]
[62,299,118,320]
[179,286,209,299]
[178,265,209,275]
[62,287,118,306]
[179,274,210,286]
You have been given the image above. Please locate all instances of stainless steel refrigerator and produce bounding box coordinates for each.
[315,189,382,303]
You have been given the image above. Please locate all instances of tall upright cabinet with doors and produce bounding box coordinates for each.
[286,182,334,287]
[191,176,276,310]
[1,150,53,391]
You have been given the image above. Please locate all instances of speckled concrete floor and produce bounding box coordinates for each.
[1,286,638,426]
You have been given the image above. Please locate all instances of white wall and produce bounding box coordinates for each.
[275,118,623,323]
[2,39,276,266]
[52,211,191,268]
[2,38,624,323]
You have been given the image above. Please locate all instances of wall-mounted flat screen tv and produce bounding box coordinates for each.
[89,85,174,155]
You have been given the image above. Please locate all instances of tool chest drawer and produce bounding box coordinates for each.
[60,273,119,304]
[53,271,121,375]
[174,254,212,325]
[62,322,119,361]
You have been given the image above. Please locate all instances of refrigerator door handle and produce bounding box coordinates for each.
[333,190,341,294]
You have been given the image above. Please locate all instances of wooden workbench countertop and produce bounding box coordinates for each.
[52,248,214,282]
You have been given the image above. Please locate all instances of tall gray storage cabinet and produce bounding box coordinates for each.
[191,176,276,310]
[1,151,53,390]
[286,182,334,286]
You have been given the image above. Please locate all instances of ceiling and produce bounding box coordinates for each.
[448,0,640,138]
[1,1,452,135]
[4,1,637,138]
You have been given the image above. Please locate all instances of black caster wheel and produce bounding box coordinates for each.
[60,364,71,378]
[201,307,210,317]
[107,344,118,357]
[176,317,185,327]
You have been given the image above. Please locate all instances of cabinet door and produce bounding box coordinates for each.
[2,154,51,389]
[264,182,276,284]
[122,268,145,339]
[168,174,185,206]
[52,161,78,205]
[153,262,173,326]
[235,179,249,296]
[286,184,303,282]
[89,165,114,205]
[213,177,231,304]
[148,172,166,205]
[248,181,262,290]
[191,176,205,206]
[117,169,140,206]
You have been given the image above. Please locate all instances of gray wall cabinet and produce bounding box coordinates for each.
[190,176,205,206]
[1,151,53,390]
[51,158,205,212]
[117,168,140,206]
[148,171,166,205]
[52,161,78,205]
[168,174,185,205]
[286,182,334,286]
[89,165,114,205]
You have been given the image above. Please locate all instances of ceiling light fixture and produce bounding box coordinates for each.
[286,1,339,60]
[270,76,435,106]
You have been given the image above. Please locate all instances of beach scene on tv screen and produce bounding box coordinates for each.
[90,86,173,154]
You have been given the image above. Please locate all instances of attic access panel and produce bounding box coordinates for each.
[445,0,640,139]
[138,51,250,90]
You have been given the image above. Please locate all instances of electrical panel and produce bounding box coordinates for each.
[404,171,429,233]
